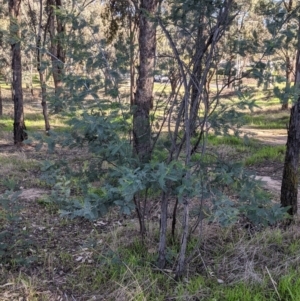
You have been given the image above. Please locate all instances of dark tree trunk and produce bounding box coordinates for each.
[280,100,300,215]
[132,0,157,245]
[9,0,27,145]
[133,0,157,164]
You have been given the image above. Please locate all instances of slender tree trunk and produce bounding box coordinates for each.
[175,198,189,279]
[133,0,157,164]
[39,72,50,132]
[129,16,137,106]
[54,0,65,96]
[29,52,33,102]
[157,192,168,269]
[37,0,50,132]
[47,0,65,113]
[9,0,27,145]
[0,86,2,116]
[189,12,205,135]
[282,55,292,110]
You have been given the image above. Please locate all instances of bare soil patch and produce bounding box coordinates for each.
[242,127,287,145]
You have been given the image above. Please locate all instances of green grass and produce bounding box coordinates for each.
[278,271,300,301]
[207,134,285,165]
[210,282,276,301]
[0,113,69,132]
[0,155,38,172]
[208,134,257,148]
[255,98,281,106]
[245,144,285,165]
[244,114,289,129]
[208,134,256,154]
[0,115,13,130]
[0,81,11,89]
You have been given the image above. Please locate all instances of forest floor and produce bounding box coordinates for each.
[1,90,300,300]
[0,135,295,301]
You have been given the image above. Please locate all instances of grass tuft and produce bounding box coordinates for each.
[245,145,285,165]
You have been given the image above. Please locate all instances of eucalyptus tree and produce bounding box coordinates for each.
[99,0,155,164]
[9,0,27,144]
[133,0,158,164]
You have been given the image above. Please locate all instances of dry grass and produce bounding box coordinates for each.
[187,221,300,285]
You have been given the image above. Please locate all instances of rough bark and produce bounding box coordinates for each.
[47,0,65,113]
[280,100,300,215]
[9,0,27,145]
[133,0,157,164]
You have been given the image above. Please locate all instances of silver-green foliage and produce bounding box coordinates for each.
[40,112,287,227]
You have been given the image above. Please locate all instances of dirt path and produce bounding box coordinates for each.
[242,127,287,145]
[255,176,282,194]
[242,127,287,195]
